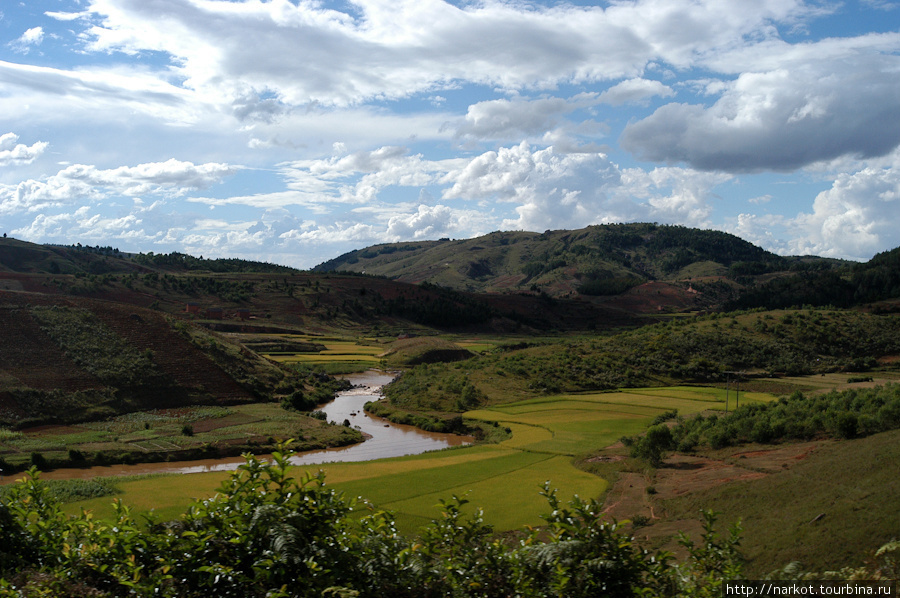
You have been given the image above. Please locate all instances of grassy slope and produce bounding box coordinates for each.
[660,428,900,575]
[0,238,140,276]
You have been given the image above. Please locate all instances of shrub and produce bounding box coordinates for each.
[835,412,858,439]
[29,452,49,471]
[282,389,319,412]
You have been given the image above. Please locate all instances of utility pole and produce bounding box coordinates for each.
[725,376,730,414]
[724,371,744,413]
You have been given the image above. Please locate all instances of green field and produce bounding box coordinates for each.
[63,386,777,534]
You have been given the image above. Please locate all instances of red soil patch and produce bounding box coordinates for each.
[599,281,703,314]
[603,472,654,520]
[17,425,86,436]
[0,290,261,423]
[81,299,253,404]
[652,454,768,499]
[190,413,259,434]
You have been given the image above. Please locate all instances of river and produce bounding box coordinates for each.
[3,370,472,483]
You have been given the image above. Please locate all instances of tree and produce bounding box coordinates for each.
[631,423,674,467]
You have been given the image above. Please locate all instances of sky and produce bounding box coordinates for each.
[1,0,899,269]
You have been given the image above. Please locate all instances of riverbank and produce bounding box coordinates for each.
[0,399,362,479]
[1,371,473,483]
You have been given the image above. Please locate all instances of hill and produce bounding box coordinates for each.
[0,238,297,276]
[314,223,800,298]
[0,291,327,429]
[316,223,900,313]
[728,245,900,311]
[382,307,900,414]
[0,238,141,276]
[0,237,648,334]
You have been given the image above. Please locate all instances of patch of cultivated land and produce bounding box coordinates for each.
[0,305,105,394]
[88,301,254,403]
[250,333,387,374]
[0,403,360,470]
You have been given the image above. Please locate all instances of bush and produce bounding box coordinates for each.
[835,412,858,439]
[670,384,900,450]
[29,452,49,471]
[282,389,319,412]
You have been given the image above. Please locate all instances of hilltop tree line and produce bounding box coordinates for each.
[133,251,297,274]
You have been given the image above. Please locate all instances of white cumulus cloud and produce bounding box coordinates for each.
[8,27,44,53]
[1,158,236,213]
[0,133,48,166]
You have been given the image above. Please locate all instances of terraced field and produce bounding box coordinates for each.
[259,335,384,373]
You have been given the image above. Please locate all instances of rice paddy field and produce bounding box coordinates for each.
[255,334,513,373]
[61,385,777,534]
[257,335,385,373]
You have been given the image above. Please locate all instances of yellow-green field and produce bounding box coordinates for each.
[65,386,776,534]
[453,339,502,353]
[257,335,385,371]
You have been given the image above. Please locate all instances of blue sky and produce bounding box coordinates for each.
[1,0,899,268]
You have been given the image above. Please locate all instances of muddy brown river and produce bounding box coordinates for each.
[3,371,472,483]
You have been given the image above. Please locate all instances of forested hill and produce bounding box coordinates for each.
[726,245,900,310]
[313,223,805,297]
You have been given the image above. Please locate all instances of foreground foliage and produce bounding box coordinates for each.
[0,448,721,597]
[1,447,895,597]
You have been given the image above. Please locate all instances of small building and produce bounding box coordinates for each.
[185,302,200,314]
[236,308,250,321]
[206,307,223,320]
